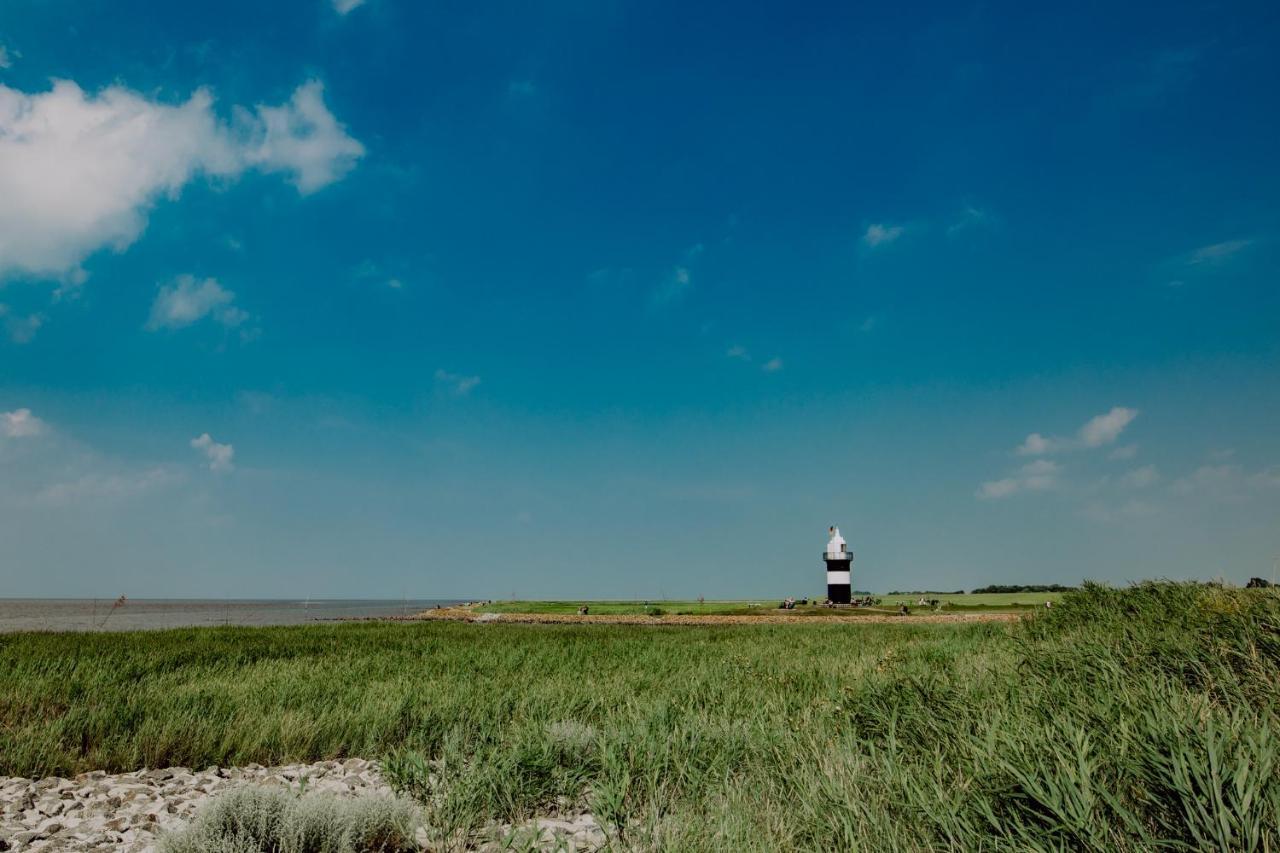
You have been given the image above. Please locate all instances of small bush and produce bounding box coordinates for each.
[159,786,421,853]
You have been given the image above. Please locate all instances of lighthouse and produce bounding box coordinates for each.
[823,526,853,604]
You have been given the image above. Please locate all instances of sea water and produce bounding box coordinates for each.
[0,598,464,633]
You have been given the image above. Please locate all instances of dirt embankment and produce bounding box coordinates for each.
[398,607,1022,626]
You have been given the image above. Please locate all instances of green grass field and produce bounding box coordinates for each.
[3,583,1278,850]
[475,591,1061,615]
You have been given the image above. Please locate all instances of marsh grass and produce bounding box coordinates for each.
[3,582,1278,850]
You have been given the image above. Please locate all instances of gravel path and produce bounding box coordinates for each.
[0,760,606,852]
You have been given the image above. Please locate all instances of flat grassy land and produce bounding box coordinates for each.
[475,591,1060,616]
[877,591,1064,608]
[2,583,1278,850]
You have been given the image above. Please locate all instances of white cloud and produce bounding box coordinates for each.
[332,0,367,13]
[1017,407,1139,456]
[977,460,1060,499]
[0,78,362,280]
[0,305,44,343]
[761,357,783,373]
[1079,407,1139,448]
[726,345,750,361]
[1,408,46,438]
[190,433,234,471]
[243,80,365,194]
[1082,499,1158,524]
[1188,239,1252,265]
[435,368,481,396]
[1171,463,1280,500]
[146,275,249,331]
[32,467,178,507]
[1121,465,1160,489]
[0,44,14,69]
[1018,459,1059,490]
[862,223,903,248]
[1016,432,1054,456]
[1109,444,1139,460]
[977,478,1021,499]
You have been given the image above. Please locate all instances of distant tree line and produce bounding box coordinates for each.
[1246,577,1272,589]
[969,584,1076,594]
[887,590,965,596]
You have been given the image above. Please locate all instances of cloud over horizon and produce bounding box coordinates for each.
[1,408,46,438]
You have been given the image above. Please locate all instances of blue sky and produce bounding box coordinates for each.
[1,0,1277,598]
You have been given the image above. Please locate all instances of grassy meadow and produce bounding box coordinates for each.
[2,583,1279,850]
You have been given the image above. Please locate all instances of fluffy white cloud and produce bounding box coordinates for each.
[0,79,363,280]
[1109,444,1139,460]
[1,408,46,438]
[977,460,1060,499]
[761,357,783,372]
[1080,407,1139,448]
[1016,432,1053,456]
[435,369,481,396]
[243,81,365,194]
[191,433,234,471]
[146,275,248,331]
[1017,407,1139,456]
[1019,459,1059,490]
[862,223,903,248]
[332,0,368,13]
[0,44,14,69]
[146,275,253,334]
[726,345,750,361]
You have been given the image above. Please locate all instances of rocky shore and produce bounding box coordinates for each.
[0,760,606,852]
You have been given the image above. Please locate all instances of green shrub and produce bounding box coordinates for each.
[159,786,420,853]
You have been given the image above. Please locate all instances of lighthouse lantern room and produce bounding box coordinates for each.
[823,526,853,604]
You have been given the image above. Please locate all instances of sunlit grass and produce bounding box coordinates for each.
[3,583,1278,850]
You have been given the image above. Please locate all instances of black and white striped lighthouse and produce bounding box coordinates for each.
[823,526,852,604]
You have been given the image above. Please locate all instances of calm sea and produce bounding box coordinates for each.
[0,599,464,633]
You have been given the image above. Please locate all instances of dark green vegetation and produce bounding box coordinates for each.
[970,583,1076,594]
[3,583,1278,850]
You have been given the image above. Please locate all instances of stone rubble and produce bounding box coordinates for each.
[0,759,607,852]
